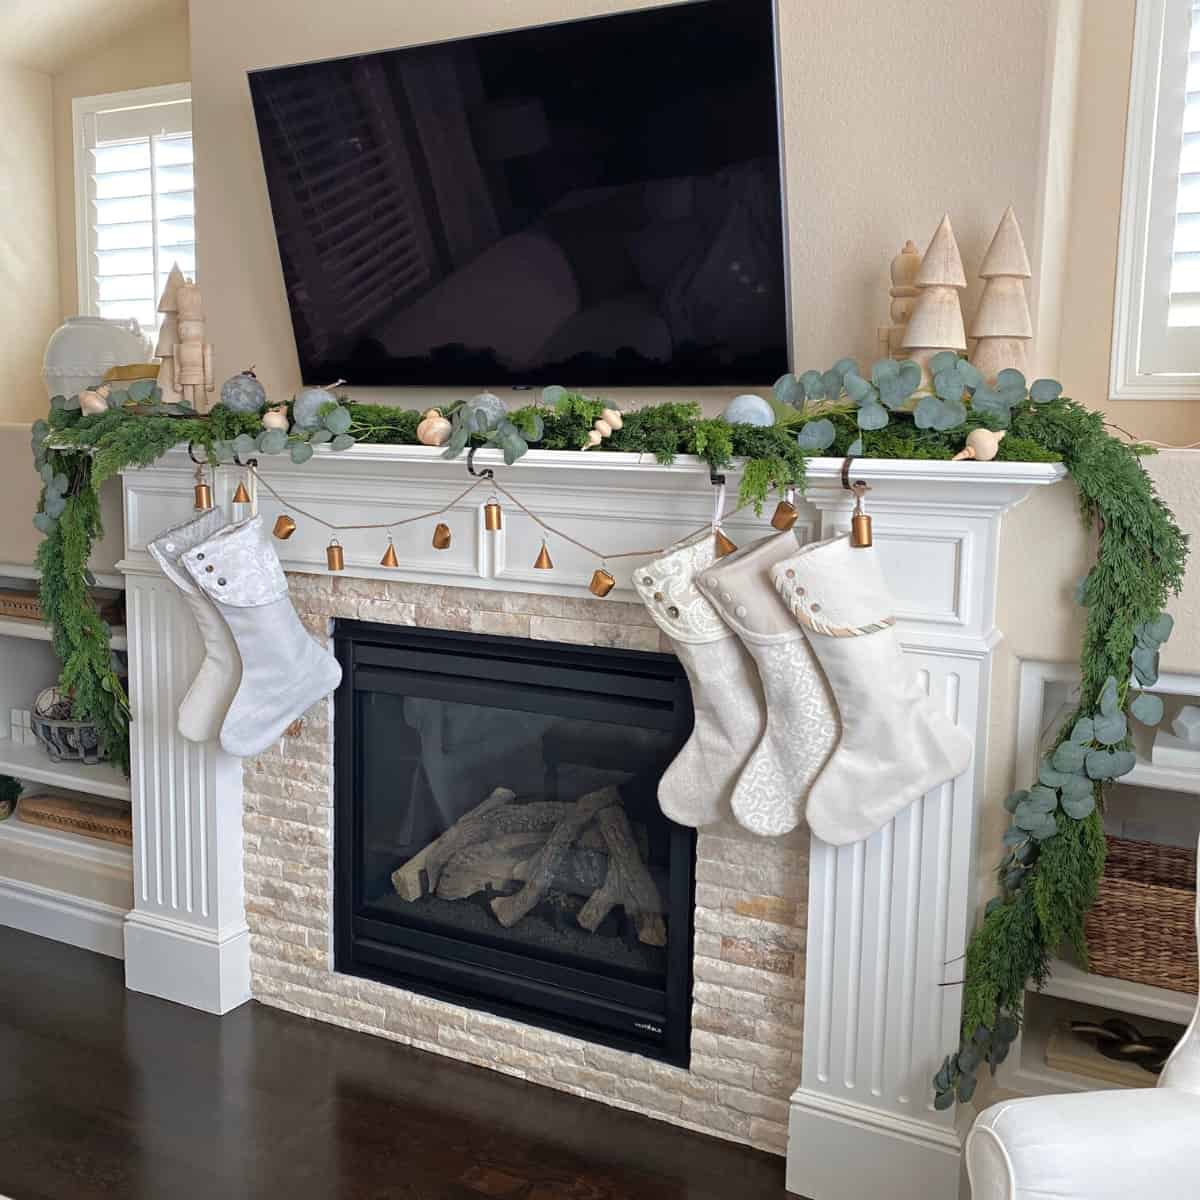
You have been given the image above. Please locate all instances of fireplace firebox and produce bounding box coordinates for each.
[333,621,697,1064]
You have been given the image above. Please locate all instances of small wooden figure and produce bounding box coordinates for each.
[878,239,922,359]
[172,281,215,411]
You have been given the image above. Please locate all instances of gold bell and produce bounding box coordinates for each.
[533,541,554,570]
[273,514,297,540]
[714,528,738,558]
[850,482,873,548]
[232,480,251,504]
[432,522,452,550]
[484,497,503,532]
[380,538,399,568]
[589,568,616,598]
[771,499,799,532]
[193,467,212,512]
[326,538,345,571]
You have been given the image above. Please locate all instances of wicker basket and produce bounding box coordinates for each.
[1084,836,1198,994]
[0,588,43,622]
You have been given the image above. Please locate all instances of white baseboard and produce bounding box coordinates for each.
[787,1089,966,1200]
[0,875,126,958]
[124,910,251,1014]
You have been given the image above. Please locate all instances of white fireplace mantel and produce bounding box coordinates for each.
[118,446,1066,1200]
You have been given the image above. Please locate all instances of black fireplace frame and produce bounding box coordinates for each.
[332,619,697,1066]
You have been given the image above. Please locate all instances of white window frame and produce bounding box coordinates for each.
[1111,0,1200,399]
[72,81,192,320]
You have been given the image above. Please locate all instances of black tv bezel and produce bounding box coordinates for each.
[246,0,793,390]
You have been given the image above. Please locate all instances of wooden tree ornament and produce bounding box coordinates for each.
[154,263,187,394]
[970,206,1033,384]
[901,215,968,381]
[878,239,922,358]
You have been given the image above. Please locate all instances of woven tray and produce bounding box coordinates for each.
[16,793,131,846]
[1084,836,1198,994]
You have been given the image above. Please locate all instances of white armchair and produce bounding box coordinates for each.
[966,845,1200,1199]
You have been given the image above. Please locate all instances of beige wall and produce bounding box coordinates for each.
[189,0,1056,406]
[0,63,58,426]
[51,0,190,323]
[1061,0,1200,444]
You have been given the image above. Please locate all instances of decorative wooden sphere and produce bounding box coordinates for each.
[417,408,451,446]
[79,389,108,416]
[261,406,290,431]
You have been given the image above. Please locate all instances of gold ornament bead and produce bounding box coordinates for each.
[273,514,297,540]
[380,539,399,568]
[432,523,452,550]
[232,480,251,504]
[326,539,345,572]
[714,529,738,558]
[589,568,616,598]
[533,541,554,570]
[771,499,799,531]
[484,499,502,532]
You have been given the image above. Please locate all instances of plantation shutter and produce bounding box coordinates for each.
[76,87,194,337]
[1139,0,1200,372]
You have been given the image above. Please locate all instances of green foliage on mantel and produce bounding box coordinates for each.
[31,367,1187,1110]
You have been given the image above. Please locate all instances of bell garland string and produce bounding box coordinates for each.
[32,360,1186,1109]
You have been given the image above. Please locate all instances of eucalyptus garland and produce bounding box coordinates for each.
[33,362,1186,1101]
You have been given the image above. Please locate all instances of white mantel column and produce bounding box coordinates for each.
[786,463,1063,1200]
[120,458,250,1014]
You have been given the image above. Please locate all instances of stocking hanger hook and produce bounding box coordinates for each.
[466,445,494,481]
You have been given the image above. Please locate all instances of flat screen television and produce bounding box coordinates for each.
[248,0,788,389]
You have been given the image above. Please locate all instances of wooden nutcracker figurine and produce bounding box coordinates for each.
[173,280,215,411]
[878,239,922,359]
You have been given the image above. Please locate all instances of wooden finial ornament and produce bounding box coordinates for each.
[902,215,968,382]
[970,207,1033,384]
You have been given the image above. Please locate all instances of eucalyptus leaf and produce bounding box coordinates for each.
[32,512,56,534]
[1145,613,1175,645]
[1086,748,1137,780]
[996,368,1027,394]
[233,434,258,458]
[988,1041,1011,1070]
[846,437,864,457]
[1132,645,1159,687]
[44,494,66,518]
[914,396,945,430]
[928,351,960,376]
[32,419,49,439]
[1092,711,1128,746]
[331,433,356,452]
[541,385,567,406]
[310,429,333,445]
[958,360,983,390]
[1061,790,1096,820]
[1039,760,1076,789]
[1002,828,1026,847]
[1130,691,1165,726]
[958,1045,982,1073]
[844,373,875,405]
[1070,717,1095,744]
[832,357,858,379]
[1060,775,1094,805]
[323,406,353,435]
[1052,740,1087,773]
[799,370,825,400]
[1004,789,1028,814]
[934,369,966,403]
[1099,676,1120,717]
[796,419,837,451]
[290,442,314,464]
[985,896,1004,916]
[871,360,899,385]
[1030,378,1063,403]
[857,402,889,431]
[934,1058,952,1091]
[1075,575,1091,606]
[1027,785,1059,813]
[970,386,1013,427]
[773,374,803,409]
[52,473,68,494]
[127,378,155,402]
[258,429,288,454]
[1030,814,1060,841]
[39,464,53,485]
[63,394,81,411]
[933,1089,956,1111]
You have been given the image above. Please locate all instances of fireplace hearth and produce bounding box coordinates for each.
[333,621,697,1064]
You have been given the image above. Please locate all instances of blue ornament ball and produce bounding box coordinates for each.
[462,391,507,431]
[219,370,267,413]
[293,386,336,430]
[721,394,775,427]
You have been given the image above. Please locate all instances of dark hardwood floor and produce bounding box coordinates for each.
[0,927,793,1199]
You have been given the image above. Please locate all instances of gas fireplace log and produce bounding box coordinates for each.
[435,833,548,901]
[512,844,608,897]
[577,861,623,932]
[490,788,619,928]
[584,805,668,947]
[391,787,516,901]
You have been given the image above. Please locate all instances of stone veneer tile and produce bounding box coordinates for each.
[253,576,809,1158]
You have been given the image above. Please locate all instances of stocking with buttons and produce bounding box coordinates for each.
[633,533,766,827]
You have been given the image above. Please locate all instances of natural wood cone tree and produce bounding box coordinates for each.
[970,206,1033,383]
[901,214,967,382]
[154,264,185,394]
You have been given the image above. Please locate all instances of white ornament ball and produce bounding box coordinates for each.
[261,407,290,431]
[964,428,1006,462]
[601,407,623,431]
[79,389,108,416]
[293,386,336,430]
[220,370,267,413]
[721,394,775,427]
[416,409,452,446]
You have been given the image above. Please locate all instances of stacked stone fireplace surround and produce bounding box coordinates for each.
[242,571,808,1155]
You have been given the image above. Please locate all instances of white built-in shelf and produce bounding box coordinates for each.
[1124,757,1200,796]
[0,739,130,802]
[0,615,127,651]
[1034,957,1195,1025]
[0,815,132,872]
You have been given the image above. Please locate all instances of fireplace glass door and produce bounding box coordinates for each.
[334,621,696,1064]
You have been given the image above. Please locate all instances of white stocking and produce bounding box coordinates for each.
[634,534,766,827]
[772,535,973,845]
[697,532,840,837]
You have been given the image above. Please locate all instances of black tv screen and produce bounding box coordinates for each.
[248,0,788,389]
